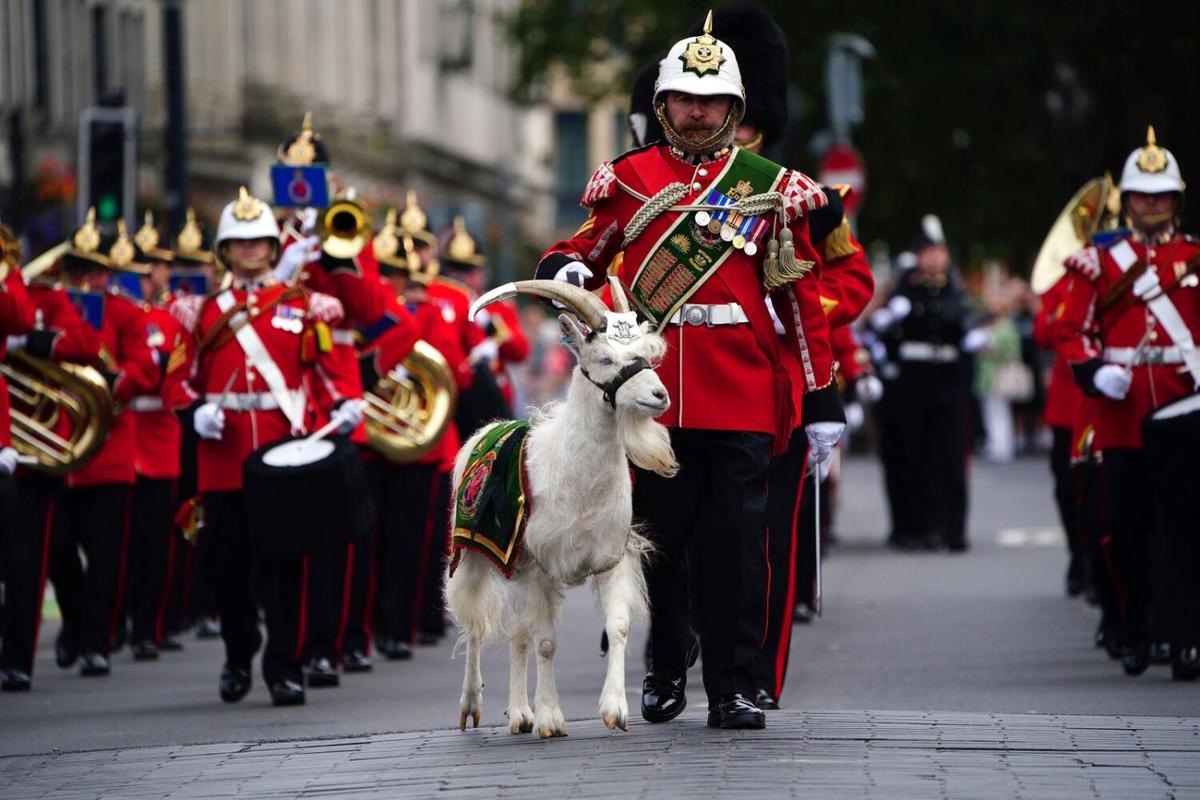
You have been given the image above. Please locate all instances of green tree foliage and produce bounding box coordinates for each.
[505,0,1200,271]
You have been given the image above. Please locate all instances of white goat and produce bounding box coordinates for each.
[446,277,677,738]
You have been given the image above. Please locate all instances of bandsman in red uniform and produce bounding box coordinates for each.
[1,235,103,689]
[368,214,470,659]
[181,187,362,706]
[46,212,164,678]
[536,13,843,729]
[1056,127,1200,680]
[122,213,196,661]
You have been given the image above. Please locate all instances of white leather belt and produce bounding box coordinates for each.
[130,396,164,412]
[899,341,959,363]
[331,329,357,346]
[1103,346,1183,366]
[666,303,749,327]
[206,390,303,412]
[1152,392,1200,421]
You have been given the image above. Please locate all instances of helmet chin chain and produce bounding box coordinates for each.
[654,100,742,156]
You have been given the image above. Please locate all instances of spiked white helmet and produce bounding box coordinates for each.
[215,186,281,247]
[1119,126,1185,195]
[653,10,745,107]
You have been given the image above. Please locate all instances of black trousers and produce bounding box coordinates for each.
[127,477,177,644]
[303,542,352,665]
[1,474,59,674]
[894,378,969,545]
[342,532,374,655]
[877,386,911,542]
[1101,449,1157,646]
[49,484,131,656]
[752,428,809,699]
[1049,427,1084,569]
[1142,412,1200,647]
[1075,460,1119,624]
[203,490,305,685]
[373,461,440,644]
[419,472,451,638]
[636,428,772,703]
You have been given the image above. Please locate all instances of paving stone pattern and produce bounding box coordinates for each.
[3,709,1199,799]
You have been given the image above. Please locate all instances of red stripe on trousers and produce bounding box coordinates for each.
[295,558,310,662]
[772,451,809,699]
[409,471,444,642]
[108,490,134,649]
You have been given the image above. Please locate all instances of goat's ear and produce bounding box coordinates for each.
[558,313,586,355]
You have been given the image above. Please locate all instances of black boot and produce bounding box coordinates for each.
[1121,642,1150,677]
[1171,646,1200,682]
[219,665,252,703]
[706,693,766,729]
[754,688,779,710]
[130,640,159,661]
[342,650,372,672]
[641,673,688,723]
[303,657,340,688]
[269,679,306,706]
[1,669,32,692]
[79,652,111,676]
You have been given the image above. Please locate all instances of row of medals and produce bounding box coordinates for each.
[693,210,759,256]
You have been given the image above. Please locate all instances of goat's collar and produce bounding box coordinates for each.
[580,356,652,410]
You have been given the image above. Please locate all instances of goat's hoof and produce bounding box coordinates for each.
[601,712,629,731]
[458,709,481,730]
[508,707,535,734]
[534,706,567,738]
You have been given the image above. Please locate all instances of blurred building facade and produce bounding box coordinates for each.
[0,0,632,281]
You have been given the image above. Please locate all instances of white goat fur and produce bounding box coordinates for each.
[445,313,677,737]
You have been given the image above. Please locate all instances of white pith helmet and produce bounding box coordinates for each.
[215,186,281,247]
[1119,126,1185,195]
[653,10,745,107]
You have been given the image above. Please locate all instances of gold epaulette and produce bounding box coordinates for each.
[824,218,859,261]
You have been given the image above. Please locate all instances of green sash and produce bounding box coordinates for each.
[628,147,786,330]
[449,420,532,579]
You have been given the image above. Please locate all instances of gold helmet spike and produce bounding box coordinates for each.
[1136,124,1167,174]
[232,186,264,221]
[134,210,159,253]
[399,190,428,235]
[176,208,204,255]
[372,207,401,262]
[73,207,102,254]
[703,9,713,35]
[444,215,485,267]
[282,111,318,165]
[109,219,136,269]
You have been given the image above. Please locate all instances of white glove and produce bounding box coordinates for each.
[388,364,412,383]
[194,402,226,441]
[474,309,493,328]
[844,402,865,432]
[299,207,319,235]
[469,338,500,365]
[855,374,884,403]
[553,260,593,287]
[887,295,913,321]
[806,421,845,466]
[332,398,367,434]
[0,446,18,476]
[5,335,27,351]
[1132,270,1161,301]
[1094,364,1132,400]
[274,235,321,283]
[960,328,992,353]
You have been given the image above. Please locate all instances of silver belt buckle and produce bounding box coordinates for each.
[683,305,709,326]
[1144,348,1164,365]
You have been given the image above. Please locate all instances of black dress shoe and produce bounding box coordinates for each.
[1172,646,1200,682]
[303,657,340,688]
[1065,557,1087,597]
[754,689,780,710]
[378,638,413,661]
[158,633,184,652]
[641,673,687,723]
[793,603,815,624]
[219,665,252,703]
[131,640,159,661]
[1149,641,1174,665]
[1,669,32,692]
[55,631,79,669]
[269,679,306,706]
[195,617,221,639]
[342,650,372,672]
[706,693,766,730]
[1121,642,1150,677]
[79,652,111,676]
[416,631,441,646]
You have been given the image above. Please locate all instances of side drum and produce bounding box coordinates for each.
[242,435,373,554]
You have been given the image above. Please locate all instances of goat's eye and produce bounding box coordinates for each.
[596,355,615,366]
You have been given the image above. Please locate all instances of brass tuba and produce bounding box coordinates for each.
[1,348,113,475]
[321,193,371,259]
[1031,174,1121,294]
[364,340,457,463]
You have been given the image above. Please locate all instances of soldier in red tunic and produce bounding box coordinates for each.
[181,187,361,706]
[45,213,165,677]
[536,13,843,729]
[1055,127,1200,679]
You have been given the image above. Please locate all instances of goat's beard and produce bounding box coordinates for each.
[621,415,678,478]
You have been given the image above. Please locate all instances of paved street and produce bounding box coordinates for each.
[2,455,1199,798]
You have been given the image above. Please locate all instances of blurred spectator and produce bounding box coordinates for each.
[511,301,574,415]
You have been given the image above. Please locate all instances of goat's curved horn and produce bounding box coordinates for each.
[470,279,608,330]
[607,276,631,314]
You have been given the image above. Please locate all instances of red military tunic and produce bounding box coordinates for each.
[476,299,530,408]
[186,276,350,493]
[428,277,484,385]
[67,288,163,487]
[1055,232,1200,450]
[1033,274,1086,431]
[0,266,37,447]
[133,300,195,479]
[541,144,836,447]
